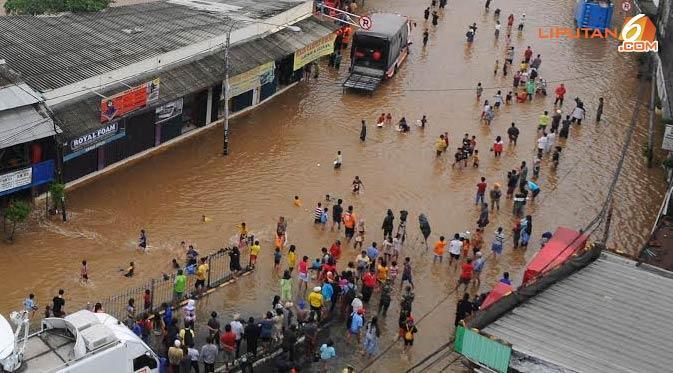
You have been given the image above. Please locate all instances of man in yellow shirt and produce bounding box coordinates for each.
[195,257,209,294]
[249,240,261,268]
[377,262,389,284]
[308,286,324,321]
[435,134,447,157]
[538,110,550,131]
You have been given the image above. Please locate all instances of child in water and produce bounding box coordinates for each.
[124,262,135,277]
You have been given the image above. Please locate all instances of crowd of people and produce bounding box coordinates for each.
[15,1,616,372]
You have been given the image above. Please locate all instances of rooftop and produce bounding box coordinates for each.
[52,16,335,139]
[481,252,673,373]
[0,0,305,92]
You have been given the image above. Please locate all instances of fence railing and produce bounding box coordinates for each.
[96,248,245,322]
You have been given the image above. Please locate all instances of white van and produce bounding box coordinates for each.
[0,310,159,373]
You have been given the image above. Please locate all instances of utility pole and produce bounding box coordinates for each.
[222,28,232,156]
[647,56,656,168]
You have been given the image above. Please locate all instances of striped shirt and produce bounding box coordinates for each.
[314,206,322,220]
[493,231,505,245]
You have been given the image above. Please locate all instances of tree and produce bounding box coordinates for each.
[4,0,111,15]
[3,200,31,241]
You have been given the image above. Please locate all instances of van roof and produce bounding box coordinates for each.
[14,310,141,372]
[356,13,407,40]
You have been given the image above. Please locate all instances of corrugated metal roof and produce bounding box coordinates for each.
[0,83,42,111]
[0,0,302,91]
[482,252,673,373]
[0,105,59,149]
[51,17,336,140]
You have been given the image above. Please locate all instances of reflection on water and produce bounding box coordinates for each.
[0,0,666,371]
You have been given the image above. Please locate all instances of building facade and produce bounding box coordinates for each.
[0,0,336,191]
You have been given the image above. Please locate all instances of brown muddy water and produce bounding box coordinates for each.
[0,0,666,371]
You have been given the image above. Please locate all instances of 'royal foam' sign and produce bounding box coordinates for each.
[71,122,119,151]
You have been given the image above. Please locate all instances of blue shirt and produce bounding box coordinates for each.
[322,283,334,300]
[366,246,379,261]
[349,313,363,333]
[320,344,336,360]
[259,319,274,338]
[500,277,512,285]
[163,308,173,326]
[527,181,540,191]
[23,298,36,311]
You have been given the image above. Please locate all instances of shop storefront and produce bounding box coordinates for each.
[54,17,336,186]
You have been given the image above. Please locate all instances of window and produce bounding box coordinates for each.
[133,353,158,371]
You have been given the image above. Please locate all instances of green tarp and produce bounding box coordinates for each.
[454,326,511,373]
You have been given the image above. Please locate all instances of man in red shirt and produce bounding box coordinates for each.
[455,257,474,291]
[554,83,566,106]
[329,240,342,260]
[362,269,377,303]
[523,46,533,63]
[220,324,237,369]
[475,177,487,205]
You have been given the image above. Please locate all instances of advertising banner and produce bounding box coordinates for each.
[227,62,275,97]
[155,98,184,124]
[293,33,336,71]
[100,78,160,123]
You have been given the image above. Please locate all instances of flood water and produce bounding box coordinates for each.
[1,0,667,371]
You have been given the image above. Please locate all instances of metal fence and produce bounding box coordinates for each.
[96,249,242,322]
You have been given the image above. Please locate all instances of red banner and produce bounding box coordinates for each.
[100,78,160,123]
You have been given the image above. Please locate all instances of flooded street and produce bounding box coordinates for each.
[1,0,667,371]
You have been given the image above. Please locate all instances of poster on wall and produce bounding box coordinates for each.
[663,125,673,151]
[100,78,160,123]
[293,33,336,71]
[227,62,275,98]
[0,167,32,194]
[155,98,184,124]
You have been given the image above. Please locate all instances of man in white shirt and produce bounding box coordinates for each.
[448,233,463,267]
[536,133,548,158]
[230,313,245,358]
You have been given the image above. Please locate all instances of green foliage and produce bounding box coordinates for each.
[663,158,673,169]
[4,0,111,15]
[4,200,31,223]
[3,200,31,241]
[50,182,65,208]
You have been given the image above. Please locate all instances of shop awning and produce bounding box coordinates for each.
[0,106,60,150]
[479,282,513,310]
[522,227,588,285]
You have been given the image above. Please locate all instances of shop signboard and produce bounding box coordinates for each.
[227,62,275,97]
[65,123,126,162]
[155,98,184,124]
[100,78,160,123]
[663,125,673,151]
[0,167,32,194]
[70,122,120,151]
[293,33,337,71]
[0,160,55,196]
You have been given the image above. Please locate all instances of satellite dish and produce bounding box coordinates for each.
[0,314,16,360]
